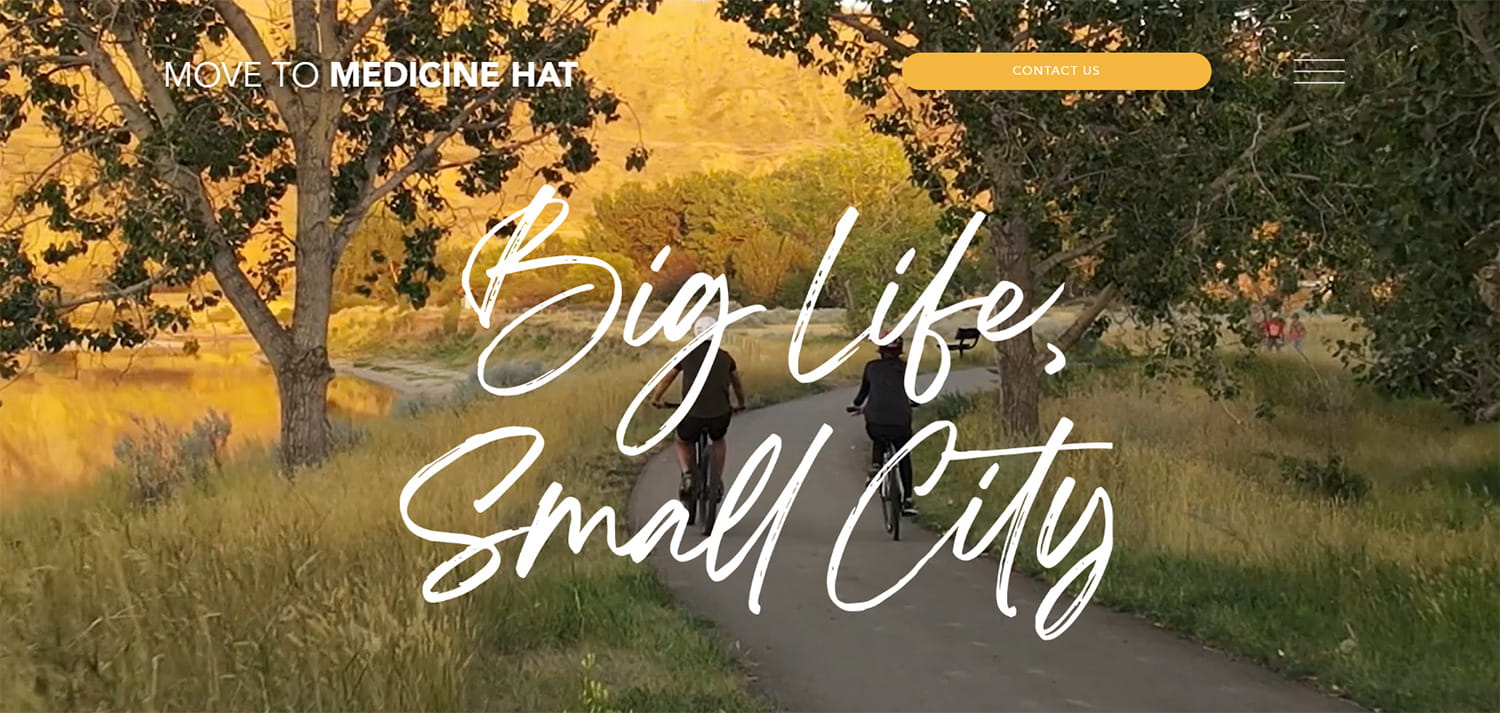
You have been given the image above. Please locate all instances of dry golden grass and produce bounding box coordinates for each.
[1038,372,1498,568]
[0,333,856,711]
[920,335,1499,711]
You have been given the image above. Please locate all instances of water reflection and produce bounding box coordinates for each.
[0,345,395,498]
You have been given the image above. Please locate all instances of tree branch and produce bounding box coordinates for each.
[1039,283,1122,364]
[60,0,155,138]
[1455,0,1500,147]
[209,0,302,126]
[317,0,338,57]
[331,82,517,253]
[63,0,292,363]
[1034,233,1113,276]
[0,54,88,72]
[337,0,393,59]
[55,275,159,313]
[831,12,915,57]
[107,9,179,124]
[291,0,319,57]
[1207,107,1308,199]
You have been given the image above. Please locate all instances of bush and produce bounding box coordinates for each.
[1274,453,1370,503]
[927,391,980,423]
[327,419,370,453]
[112,411,232,506]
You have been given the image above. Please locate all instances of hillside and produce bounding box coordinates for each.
[446,0,870,236]
[2,1,869,257]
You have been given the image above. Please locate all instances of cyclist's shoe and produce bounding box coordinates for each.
[678,471,694,500]
[866,464,879,484]
[901,500,918,517]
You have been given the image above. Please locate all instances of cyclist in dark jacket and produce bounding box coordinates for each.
[651,317,745,505]
[852,336,917,516]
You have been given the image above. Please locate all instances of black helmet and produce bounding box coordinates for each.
[877,335,904,354]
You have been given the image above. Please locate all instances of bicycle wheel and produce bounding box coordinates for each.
[697,436,716,536]
[883,445,901,541]
[874,447,891,536]
[681,456,698,528]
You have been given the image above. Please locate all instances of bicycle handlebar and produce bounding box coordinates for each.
[656,402,747,413]
[847,402,920,414]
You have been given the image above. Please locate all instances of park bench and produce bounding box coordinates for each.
[947,327,981,357]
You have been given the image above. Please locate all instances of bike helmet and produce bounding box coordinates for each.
[877,335,904,354]
[693,316,717,338]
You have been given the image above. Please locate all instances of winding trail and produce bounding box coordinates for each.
[628,369,1358,712]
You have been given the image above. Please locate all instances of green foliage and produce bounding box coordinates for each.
[1300,3,1500,423]
[718,0,1499,425]
[0,236,175,384]
[333,206,459,311]
[0,0,658,464]
[759,137,961,329]
[586,170,773,295]
[585,136,968,323]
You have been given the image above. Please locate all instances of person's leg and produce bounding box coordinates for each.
[706,413,732,500]
[674,418,700,499]
[895,425,916,512]
[865,423,884,481]
[674,438,694,474]
[888,426,912,510]
[708,439,727,498]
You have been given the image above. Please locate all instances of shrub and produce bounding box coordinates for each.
[1274,453,1370,503]
[927,391,980,423]
[111,410,232,506]
[327,419,370,453]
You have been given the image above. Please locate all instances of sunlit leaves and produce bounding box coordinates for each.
[0,0,655,398]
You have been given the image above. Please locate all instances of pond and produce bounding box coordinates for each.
[0,341,396,499]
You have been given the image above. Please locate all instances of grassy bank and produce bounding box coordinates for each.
[0,334,855,711]
[915,355,1499,712]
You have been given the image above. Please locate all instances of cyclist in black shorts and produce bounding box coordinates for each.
[852,336,917,516]
[650,317,746,502]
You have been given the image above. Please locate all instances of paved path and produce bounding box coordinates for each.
[628,369,1359,712]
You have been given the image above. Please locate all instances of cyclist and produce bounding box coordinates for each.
[651,316,745,506]
[851,335,917,516]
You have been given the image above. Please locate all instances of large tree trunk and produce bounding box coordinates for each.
[274,346,335,472]
[989,216,1042,437]
[277,90,340,472]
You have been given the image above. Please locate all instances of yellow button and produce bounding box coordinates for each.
[903,52,1210,91]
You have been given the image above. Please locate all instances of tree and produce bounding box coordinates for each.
[0,0,655,469]
[583,136,959,313]
[719,0,1376,434]
[585,171,765,294]
[1298,2,1500,422]
[332,205,437,310]
[758,136,955,326]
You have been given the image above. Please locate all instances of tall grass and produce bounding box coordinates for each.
[0,334,857,711]
[917,357,1500,712]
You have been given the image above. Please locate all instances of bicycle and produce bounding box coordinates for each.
[847,406,904,541]
[658,403,742,536]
